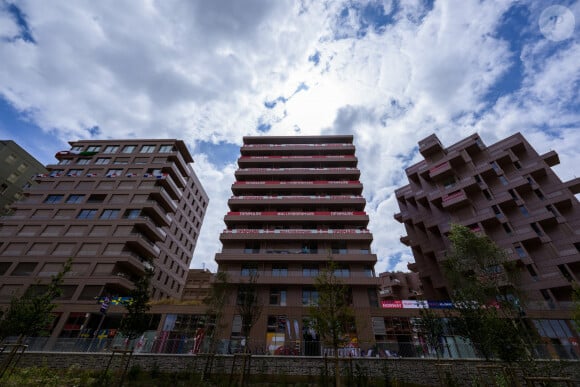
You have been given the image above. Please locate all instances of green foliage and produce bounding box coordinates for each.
[572,282,580,331]
[308,258,354,354]
[119,269,153,343]
[417,306,444,358]
[0,258,72,341]
[443,224,529,361]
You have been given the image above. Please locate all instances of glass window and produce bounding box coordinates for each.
[124,209,141,219]
[105,169,123,177]
[67,169,83,177]
[514,245,526,258]
[103,145,119,154]
[302,266,319,277]
[519,205,529,216]
[269,288,287,306]
[159,145,173,153]
[7,173,18,183]
[530,223,543,236]
[331,241,347,254]
[100,209,120,220]
[272,265,288,277]
[77,209,97,219]
[499,175,508,185]
[17,163,28,173]
[334,266,350,278]
[302,288,319,306]
[66,194,85,204]
[534,189,545,200]
[77,158,91,165]
[95,158,110,165]
[364,266,374,277]
[86,146,100,152]
[49,169,64,177]
[58,159,71,165]
[113,158,129,164]
[44,194,64,204]
[241,264,257,277]
[122,145,136,153]
[71,146,83,152]
[367,288,379,308]
[140,145,156,153]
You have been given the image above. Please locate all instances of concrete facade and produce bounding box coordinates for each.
[394,133,580,311]
[214,135,380,352]
[0,139,208,339]
[0,140,47,216]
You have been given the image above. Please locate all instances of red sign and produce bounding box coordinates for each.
[381,300,403,309]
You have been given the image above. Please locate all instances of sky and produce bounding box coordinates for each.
[0,0,579,273]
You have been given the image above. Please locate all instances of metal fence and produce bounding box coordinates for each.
[4,336,578,361]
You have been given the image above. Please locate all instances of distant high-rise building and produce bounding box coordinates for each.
[181,268,213,303]
[214,135,379,353]
[0,140,47,216]
[0,139,208,339]
[394,133,580,310]
[378,271,422,301]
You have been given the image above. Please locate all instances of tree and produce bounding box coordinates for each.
[203,271,230,354]
[236,272,262,353]
[418,305,445,358]
[443,224,529,362]
[308,257,354,387]
[0,258,72,343]
[118,268,154,348]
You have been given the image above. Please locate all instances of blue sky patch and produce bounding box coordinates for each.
[3,2,36,43]
[195,140,240,167]
[308,51,320,65]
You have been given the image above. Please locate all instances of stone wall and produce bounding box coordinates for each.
[1,352,578,386]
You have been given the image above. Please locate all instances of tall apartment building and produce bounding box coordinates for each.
[394,133,580,311]
[0,139,208,338]
[215,135,379,353]
[378,271,422,301]
[0,140,47,216]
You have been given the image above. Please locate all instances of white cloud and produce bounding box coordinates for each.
[1,0,579,275]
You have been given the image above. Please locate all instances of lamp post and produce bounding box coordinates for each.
[89,296,110,352]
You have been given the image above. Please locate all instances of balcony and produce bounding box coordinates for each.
[441,190,469,209]
[428,161,452,179]
[541,150,560,167]
[504,176,527,190]
[126,233,160,259]
[162,163,187,188]
[400,235,411,246]
[134,216,167,242]
[418,134,443,156]
[228,195,366,209]
[223,271,378,286]
[215,250,377,264]
[231,180,363,195]
[141,200,171,226]
[238,155,358,168]
[167,150,190,176]
[224,211,369,224]
[565,177,580,194]
[149,187,177,213]
[156,174,182,199]
[394,212,403,223]
[220,228,373,241]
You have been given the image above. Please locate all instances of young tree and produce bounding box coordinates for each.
[0,258,72,343]
[308,257,354,387]
[418,305,445,358]
[236,272,262,353]
[203,271,230,354]
[443,224,529,362]
[118,268,154,349]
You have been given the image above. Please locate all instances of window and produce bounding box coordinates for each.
[518,205,529,217]
[67,169,83,177]
[4,154,16,164]
[482,189,492,200]
[241,264,257,277]
[159,145,173,153]
[269,288,287,306]
[105,169,123,177]
[87,194,106,203]
[502,223,513,235]
[367,288,379,308]
[140,145,156,153]
[331,241,347,254]
[237,287,258,306]
[17,163,28,173]
[442,176,456,189]
[530,222,543,236]
[534,189,545,200]
[49,169,64,177]
[490,161,500,173]
[546,205,558,217]
[364,266,374,277]
[492,205,503,218]
[103,145,119,154]
[499,175,508,185]
[302,288,319,306]
[7,173,18,183]
[100,209,120,219]
[58,159,71,165]
[526,264,538,279]
[557,265,573,282]
[303,266,319,277]
[514,161,522,170]
[514,245,526,258]
[66,194,85,204]
[77,209,97,219]
[334,266,350,278]
[77,158,91,165]
[272,265,288,277]
[71,146,83,152]
[113,158,129,164]
[95,158,110,165]
[244,242,260,254]
[44,195,64,204]
[86,146,100,152]
[122,145,136,153]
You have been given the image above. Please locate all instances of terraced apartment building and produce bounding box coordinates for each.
[215,135,380,353]
[394,133,580,314]
[0,139,208,340]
